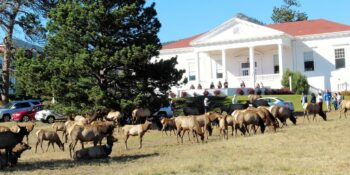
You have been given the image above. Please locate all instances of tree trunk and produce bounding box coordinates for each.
[1,35,14,104]
[1,1,19,104]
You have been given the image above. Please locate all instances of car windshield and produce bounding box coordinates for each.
[275,98,285,102]
[2,102,14,109]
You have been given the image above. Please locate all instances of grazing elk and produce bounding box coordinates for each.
[175,116,204,144]
[303,103,327,122]
[269,105,296,126]
[35,129,64,153]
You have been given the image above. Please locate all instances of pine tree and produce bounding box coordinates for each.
[15,0,184,114]
[271,0,308,23]
[0,0,56,103]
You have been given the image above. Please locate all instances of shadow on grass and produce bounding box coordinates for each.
[2,153,159,172]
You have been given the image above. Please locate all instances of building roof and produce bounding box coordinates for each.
[162,19,350,50]
[161,33,205,50]
[266,19,350,36]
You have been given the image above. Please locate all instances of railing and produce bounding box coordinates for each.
[256,74,280,81]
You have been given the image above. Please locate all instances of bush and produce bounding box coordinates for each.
[281,69,309,94]
[214,89,221,96]
[181,91,187,98]
[270,88,294,95]
[236,88,244,95]
[247,88,254,94]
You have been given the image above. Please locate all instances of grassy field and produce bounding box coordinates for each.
[1,111,350,175]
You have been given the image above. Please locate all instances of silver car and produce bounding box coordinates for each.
[0,100,41,122]
[258,97,294,111]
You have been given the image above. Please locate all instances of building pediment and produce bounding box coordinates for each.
[191,17,286,46]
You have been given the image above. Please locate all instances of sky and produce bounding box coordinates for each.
[148,0,350,43]
[1,0,349,44]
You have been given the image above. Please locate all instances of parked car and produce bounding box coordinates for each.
[11,104,43,122]
[0,100,41,122]
[153,105,174,118]
[35,109,66,123]
[257,97,294,111]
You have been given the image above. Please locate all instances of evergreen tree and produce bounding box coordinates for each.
[271,0,308,23]
[0,0,56,103]
[15,0,184,114]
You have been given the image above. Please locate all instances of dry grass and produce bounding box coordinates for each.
[1,111,350,175]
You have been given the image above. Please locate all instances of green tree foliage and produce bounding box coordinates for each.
[271,0,308,23]
[0,0,56,103]
[281,69,309,94]
[15,0,184,114]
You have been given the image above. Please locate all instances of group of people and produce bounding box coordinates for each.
[301,89,343,111]
[189,80,229,90]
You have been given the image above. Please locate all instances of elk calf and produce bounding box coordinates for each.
[35,129,64,153]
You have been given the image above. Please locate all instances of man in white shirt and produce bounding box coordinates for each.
[204,97,210,113]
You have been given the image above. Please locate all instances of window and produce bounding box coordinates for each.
[241,61,257,76]
[335,48,345,69]
[273,54,279,74]
[216,59,223,79]
[304,51,314,71]
[14,102,31,109]
[188,61,196,81]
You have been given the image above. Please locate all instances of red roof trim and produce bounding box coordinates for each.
[161,19,350,50]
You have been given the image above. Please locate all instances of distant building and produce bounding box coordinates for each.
[156,14,350,96]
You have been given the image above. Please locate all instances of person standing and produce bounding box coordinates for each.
[240,81,245,88]
[301,92,308,109]
[210,82,215,89]
[232,95,237,104]
[332,92,338,110]
[224,80,228,88]
[324,89,332,112]
[217,81,222,89]
[204,97,210,113]
[336,92,343,107]
[316,92,323,111]
[310,93,316,103]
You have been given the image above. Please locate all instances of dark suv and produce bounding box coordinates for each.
[0,100,41,122]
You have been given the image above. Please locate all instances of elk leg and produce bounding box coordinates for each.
[52,141,56,152]
[139,135,143,149]
[41,140,45,153]
[124,135,129,150]
[35,140,40,153]
[46,142,50,152]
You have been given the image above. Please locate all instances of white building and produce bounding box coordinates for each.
[157,15,350,96]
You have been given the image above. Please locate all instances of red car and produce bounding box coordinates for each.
[11,105,43,122]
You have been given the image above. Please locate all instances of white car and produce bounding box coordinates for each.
[257,97,295,111]
[35,109,66,123]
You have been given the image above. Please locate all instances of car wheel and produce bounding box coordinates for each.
[22,116,30,122]
[3,114,11,122]
[47,116,55,124]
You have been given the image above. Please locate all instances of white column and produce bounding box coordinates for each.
[195,52,200,84]
[221,49,227,80]
[249,47,255,88]
[278,44,283,78]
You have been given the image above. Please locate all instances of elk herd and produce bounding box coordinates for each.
[0,99,349,169]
